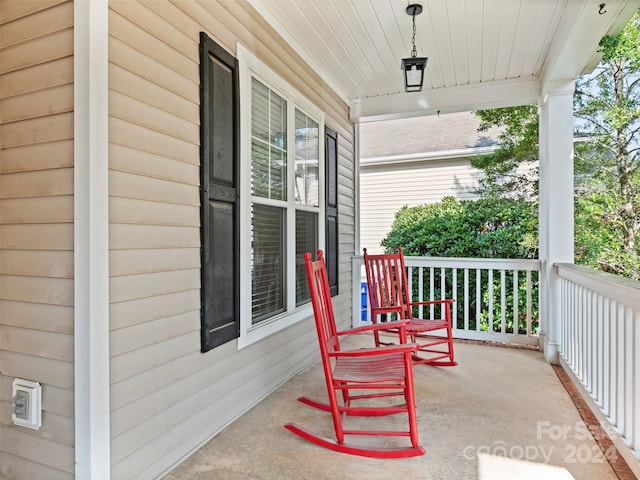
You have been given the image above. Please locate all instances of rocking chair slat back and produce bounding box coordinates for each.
[305,251,341,368]
[363,247,457,367]
[366,252,410,320]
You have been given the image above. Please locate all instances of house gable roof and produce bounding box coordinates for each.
[360,112,502,162]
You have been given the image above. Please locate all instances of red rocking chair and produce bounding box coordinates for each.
[363,247,457,367]
[284,251,425,458]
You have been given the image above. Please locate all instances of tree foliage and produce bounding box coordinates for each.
[575,192,640,279]
[472,105,539,199]
[574,11,640,256]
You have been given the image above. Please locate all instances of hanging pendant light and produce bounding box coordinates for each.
[401,3,428,92]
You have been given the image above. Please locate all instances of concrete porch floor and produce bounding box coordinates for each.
[165,337,621,480]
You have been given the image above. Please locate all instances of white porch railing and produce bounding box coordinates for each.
[557,263,640,459]
[352,255,541,346]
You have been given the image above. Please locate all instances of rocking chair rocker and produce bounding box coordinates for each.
[284,251,425,458]
[363,247,457,367]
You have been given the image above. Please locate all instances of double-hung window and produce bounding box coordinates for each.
[238,45,324,347]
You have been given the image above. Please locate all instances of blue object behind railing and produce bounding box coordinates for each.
[361,282,367,321]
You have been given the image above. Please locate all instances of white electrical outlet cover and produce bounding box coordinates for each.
[12,378,42,430]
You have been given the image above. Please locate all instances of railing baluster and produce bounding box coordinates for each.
[408,265,414,317]
[476,268,481,331]
[500,269,506,334]
[576,284,580,371]
[441,267,446,319]
[559,278,565,356]
[429,266,435,319]
[615,301,624,431]
[591,291,597,395]
[586,288,592,393]
[633,308,640,455]
[624,305,633,442]
[452,268,458,330]
[610,300,618,427]
[569,279,573,359]
[602,297,611,415]
[568,281,574,369]
[580,287,586,387]
[595,293,603,407]
[418,266,423,318]
[513,270,520,335]
[488,269,494,332]
[526,270,532,336]
[570,280,575,364]
[464,268,469,331]
[591,290,597,393]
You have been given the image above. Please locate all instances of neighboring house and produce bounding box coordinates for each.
[359,113,501,253]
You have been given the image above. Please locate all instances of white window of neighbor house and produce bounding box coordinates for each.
[237,44,324,348]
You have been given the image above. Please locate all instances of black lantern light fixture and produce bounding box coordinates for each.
[401,3,428,92]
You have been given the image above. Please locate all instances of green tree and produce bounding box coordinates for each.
[473,105,539,200]
[574,11,640,256]
[575,192,640,279]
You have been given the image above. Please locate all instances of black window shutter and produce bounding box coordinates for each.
[199,33,240,352]
[325,127,339,296]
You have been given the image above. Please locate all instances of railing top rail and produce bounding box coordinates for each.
[353,255,540,271]
[556,263,640,310]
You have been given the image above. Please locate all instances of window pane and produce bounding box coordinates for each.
[295,210,318,305]
[270,92,286,150]
[294,109,319,207]
[270,146,286,201]
[251,139,270,198]
[251,78,287,201]
[251,80,269,142]
[252,204,285,323]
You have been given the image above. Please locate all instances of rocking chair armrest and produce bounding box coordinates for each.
[409,299,456,307]
[369,306,407,315]
[336,320,411,336]
[328,342,420,357]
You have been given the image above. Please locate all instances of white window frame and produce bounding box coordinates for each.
[238,44,325,348]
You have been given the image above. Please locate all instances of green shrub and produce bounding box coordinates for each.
[382,197,540,333]
[382,196,538,259]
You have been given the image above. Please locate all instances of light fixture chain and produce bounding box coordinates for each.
[411,14,417,57]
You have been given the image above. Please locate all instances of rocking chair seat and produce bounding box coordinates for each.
[333,351,410,384]
[384,318,448,334]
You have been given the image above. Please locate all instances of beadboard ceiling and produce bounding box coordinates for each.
[248,0,639,121]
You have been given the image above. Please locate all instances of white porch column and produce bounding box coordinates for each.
[74,0,111,478]
[538,81,575,364]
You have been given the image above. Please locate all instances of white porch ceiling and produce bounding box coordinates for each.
[248,0,639,121]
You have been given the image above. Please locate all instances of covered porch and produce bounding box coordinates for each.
[166,338,625,480]
[166,254,640,479]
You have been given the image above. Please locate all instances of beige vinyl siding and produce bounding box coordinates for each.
[107,1,355,478]
[360,158,482,254]
[0,1,75,478]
